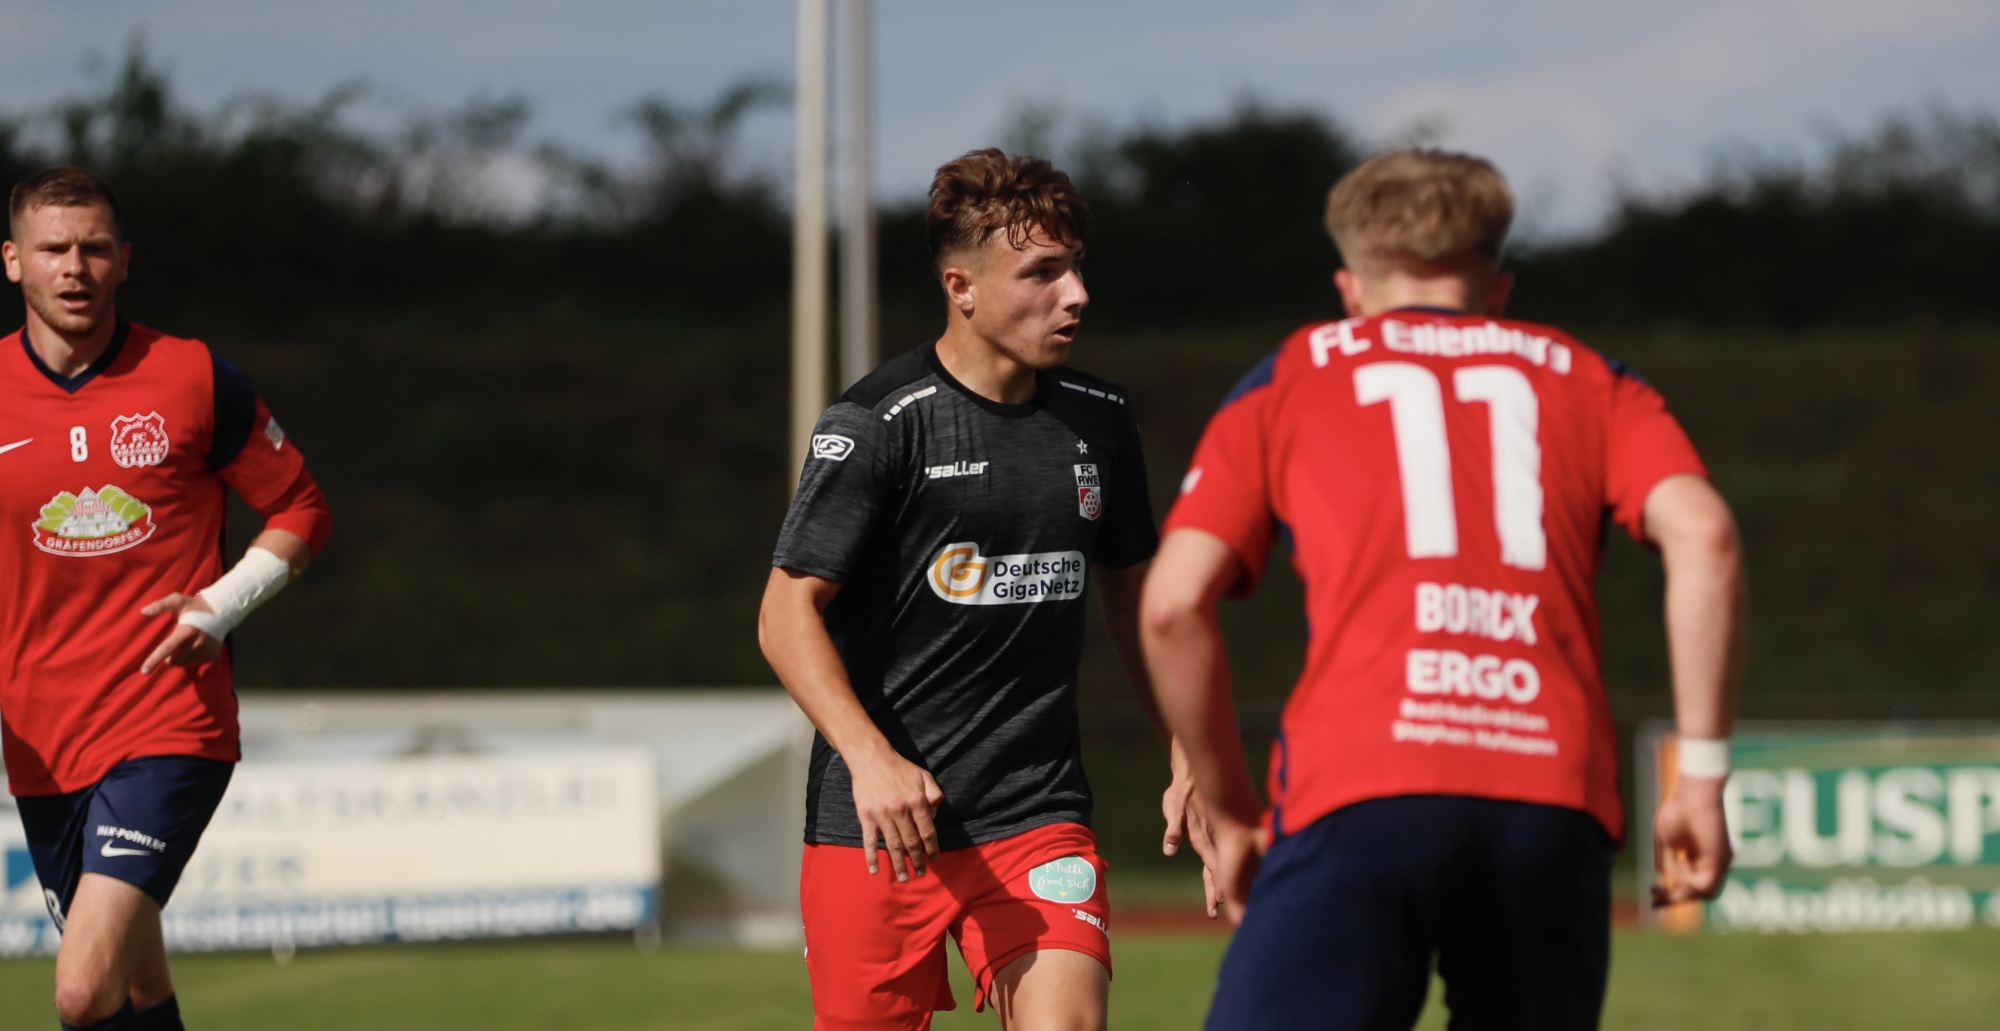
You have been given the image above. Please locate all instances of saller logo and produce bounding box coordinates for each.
[928,542,1086,605]
[811,434,856,461]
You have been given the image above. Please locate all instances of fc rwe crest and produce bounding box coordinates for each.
[108,412,169,468]
[1074,464,1102,521]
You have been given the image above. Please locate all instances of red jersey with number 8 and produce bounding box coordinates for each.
[0,322,330,796]
[1163,309,1706,841]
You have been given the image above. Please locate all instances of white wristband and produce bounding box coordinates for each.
[1677,737,1731,779]
[178,546,293,641]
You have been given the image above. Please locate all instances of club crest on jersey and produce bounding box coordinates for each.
[1074,464,1102,521]
[108,412,169,468]
[31,485,157,556]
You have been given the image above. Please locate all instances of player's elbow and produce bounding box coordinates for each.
[1646,476,1741,571]
[1662,500,1742,571]
[755,590,785,663]
[1139,580,1207,647]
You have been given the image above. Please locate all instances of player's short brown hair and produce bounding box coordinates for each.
[1324,149,1510,272]
[927,148,1088,276]
[9,165,124,241]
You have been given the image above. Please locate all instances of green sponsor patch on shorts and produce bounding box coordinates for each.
[1027,855,1096,903]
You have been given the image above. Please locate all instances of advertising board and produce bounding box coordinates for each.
[1639,723,2000,933]
[2,749,659,956]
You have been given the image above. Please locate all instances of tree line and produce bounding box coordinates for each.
[6,44,1998,336]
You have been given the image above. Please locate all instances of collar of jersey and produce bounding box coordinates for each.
[921,340,1051,418]
[1389,305,1472,317]
[19,318,130,394]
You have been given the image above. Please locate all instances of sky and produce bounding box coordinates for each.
[2,0,1997,237]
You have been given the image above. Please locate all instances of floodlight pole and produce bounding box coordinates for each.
[838,0,877,391]
[791,0,832,492]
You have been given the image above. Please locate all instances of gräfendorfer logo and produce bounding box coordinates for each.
[108,412,170,468]
[1028,855,1097,903]
[31,485,157,556]
[927,542,1086,605]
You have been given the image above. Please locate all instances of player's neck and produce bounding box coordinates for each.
[1340,266,1510,319]
[23,309,119,378]
[933,326,1040,405]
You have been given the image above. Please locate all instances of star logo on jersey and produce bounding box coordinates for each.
[108,412,170,468]
[30,485,158,556]
[1076,440,1089,455]
[1074,464,1102,521]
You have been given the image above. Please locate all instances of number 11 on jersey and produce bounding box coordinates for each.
[1355,362,1546,571]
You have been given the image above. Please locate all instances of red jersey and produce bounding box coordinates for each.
[0,321,330,796]
[1163,310,1706,841]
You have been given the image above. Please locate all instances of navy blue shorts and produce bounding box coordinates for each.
[1207,795,1613,1031]
[15,755,234,925]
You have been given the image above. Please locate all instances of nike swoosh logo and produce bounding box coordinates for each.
[100,842,156,858]
[0,438,31,456]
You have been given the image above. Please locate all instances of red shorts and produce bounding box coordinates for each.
[800,821,1113,1030]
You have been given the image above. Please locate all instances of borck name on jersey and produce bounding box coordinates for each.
[927,460,989,480]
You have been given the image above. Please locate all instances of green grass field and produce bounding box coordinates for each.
[1,928,1990,1030]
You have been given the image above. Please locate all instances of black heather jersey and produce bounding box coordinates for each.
[772,342,1158,848]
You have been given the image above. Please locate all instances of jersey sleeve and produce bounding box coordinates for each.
[1604,364,1708,544]
[1092,404,1159,569]
[772,403,896,583]
[1162,362,1280,595]
[211,355,332,553]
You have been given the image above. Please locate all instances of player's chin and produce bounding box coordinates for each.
[1028,338,1073,369]
[33,301,107,336]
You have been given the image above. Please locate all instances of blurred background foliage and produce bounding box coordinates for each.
[4,44,1994,867]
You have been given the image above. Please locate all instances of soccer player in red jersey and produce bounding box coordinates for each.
[1141,150,1746,1030]
[1,166,331,1031]
[760,150,1209,1031]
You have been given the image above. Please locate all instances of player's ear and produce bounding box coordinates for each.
[941,263,977,318]
[1333,268,1364,318]
[2,240,19,284]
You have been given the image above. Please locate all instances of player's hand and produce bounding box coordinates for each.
[1209,812,1268,926]
[1161,769,1224,917]
[138,593,224,674]
[1651,775,1732,907]
[848,743,945,882]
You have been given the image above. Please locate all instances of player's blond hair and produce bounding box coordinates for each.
[927,149,1089,276]
[1324,149,1511,273]
[9,165,124,241]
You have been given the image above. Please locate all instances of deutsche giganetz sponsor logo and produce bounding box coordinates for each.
[926,542,1086,605]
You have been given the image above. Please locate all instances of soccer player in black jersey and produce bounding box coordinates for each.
[760,149,1207,1031]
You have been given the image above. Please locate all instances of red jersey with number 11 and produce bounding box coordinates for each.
[1163,310,1706,842]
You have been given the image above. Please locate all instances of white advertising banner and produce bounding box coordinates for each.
[2,750,659,956]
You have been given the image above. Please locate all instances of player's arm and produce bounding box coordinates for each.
[1140,528,1265,923]
[141,414,331,675]
[1643,473,1747,906]
[1099,560,1218,904]
[758,566,943,881]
